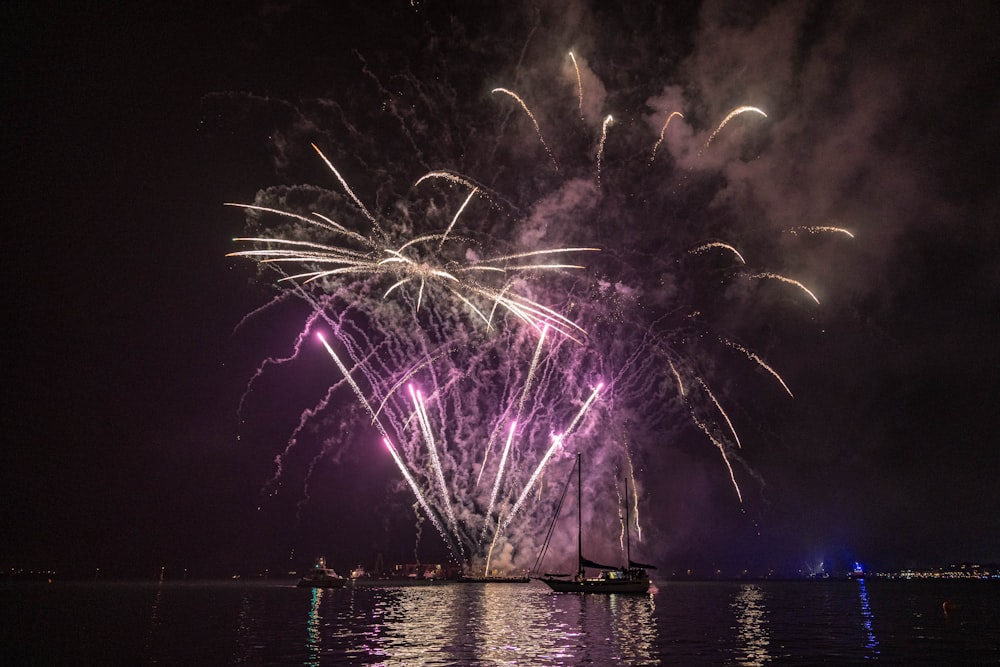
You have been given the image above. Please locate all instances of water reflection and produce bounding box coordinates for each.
[857,579,880,658]
[608,594,659,664]
[474,584,570,664]
[233,592,256,663]
[354,585,390,662]
[732,584,770,666]
[144,584,163,658]
[306,587,325,666]
[550,591,660,665]
[312,584,663,665]
[358,585,465,664]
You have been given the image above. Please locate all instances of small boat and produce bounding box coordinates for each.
[536,453,655,594]
[297,557,346,588]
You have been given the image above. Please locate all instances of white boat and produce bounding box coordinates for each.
[297,557,345,588]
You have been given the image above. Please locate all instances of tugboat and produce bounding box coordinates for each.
[297,557,346,588]
[536,453,655,594]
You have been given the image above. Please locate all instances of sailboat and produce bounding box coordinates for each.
[536,453,655,594]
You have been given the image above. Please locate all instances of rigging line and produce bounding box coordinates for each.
[531,455,579,576]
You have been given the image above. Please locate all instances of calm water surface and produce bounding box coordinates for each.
[3,579,998,664]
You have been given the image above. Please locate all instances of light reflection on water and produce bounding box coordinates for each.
[732,583,770,666]
[302,583,660,665]
[234,590,258,663]
[143,584,163,659]
[11,579,998,664]
[857,579,880,658]
[597,592,659,664]
[369,585,465,663]
[307,587,324,666]
[474,581,570,664]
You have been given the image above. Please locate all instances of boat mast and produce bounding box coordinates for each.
[577,452,583,580]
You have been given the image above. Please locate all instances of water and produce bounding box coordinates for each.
[3,579,998,664]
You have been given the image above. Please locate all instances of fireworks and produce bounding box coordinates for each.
[229,42,847,572]
[568,52,584,121]
[787,225,856,239]
[750,272,821,305]
[491,88,559,172]
[705,105,768,148]
[227,144,597,341]
[690,242,747,265]
[650,111,684,163]
[596,115,613,187]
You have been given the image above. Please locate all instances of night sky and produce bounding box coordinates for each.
[4,1,998,579]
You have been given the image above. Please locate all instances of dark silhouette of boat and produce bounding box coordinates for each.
[297,557,346,588]
[458,574,531,583]
[347,560,530,586]
[536,453,655,594]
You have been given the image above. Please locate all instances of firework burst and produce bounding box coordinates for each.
[228,40,846,572]
[227,145,597,342]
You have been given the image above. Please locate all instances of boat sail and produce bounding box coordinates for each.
[536,453,655,594]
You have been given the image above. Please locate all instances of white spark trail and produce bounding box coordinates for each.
[667,359,686,396]
[410,385,459,537]
[383,277,414,300]
[443,285,494,328]
[649,111,684,163]
[597,115,613,187]
[722,338,794,397]
[698,377,742,449]
[471,247,600,266]
[491,87,559,171]
[485,421,518,532]
[383,437,453,550]
[690,242,746,264]
[705,106,767,147]
[317,332,378,418]
[224,203,374,248]
[414,170,479,190]
[372,352,447,422]
[750,272,820,304]
[692,417,744,504]
[412,170,515,210]
[569,51,584,121]
[787,225,855,238]
[439,187,478,250]
[559,382,604,439]
[626,453,642,543]
[468,287,588,341]
[518,325,548,418]
[311,143,383,234]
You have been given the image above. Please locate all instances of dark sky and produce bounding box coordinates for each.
[4,1,999,578]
